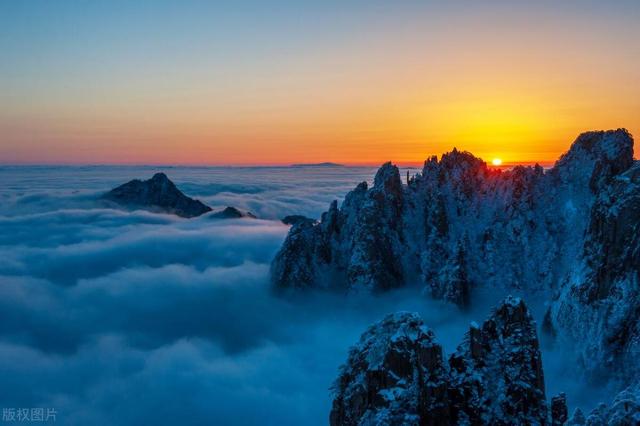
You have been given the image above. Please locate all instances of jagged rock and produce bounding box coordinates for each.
[448,296,547,425]
[272,129,635,308]
[281,215,316,227]
[330,312,450,425]
[209,206,257,219]
[273,129,640,384]
[331,297,550,425]
[552,393,569,426]
[102,173,211,218]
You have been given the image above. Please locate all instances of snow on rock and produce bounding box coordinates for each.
[330,312,449,425]
[330,297,551,425]
[273,128,640,385]
[272,129,634,303]
[448,296,547,425]
[566,384,640,425]
[546,159,640,382]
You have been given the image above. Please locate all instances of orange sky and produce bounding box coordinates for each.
[1,2,638,166]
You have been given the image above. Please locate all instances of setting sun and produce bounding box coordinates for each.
[492,158,503,166]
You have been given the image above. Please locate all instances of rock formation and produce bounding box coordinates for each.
[273,129,640,383]
[330,297,550,425]
[273,129,634,300]
[102,172,212,218]
[545,158,640,382]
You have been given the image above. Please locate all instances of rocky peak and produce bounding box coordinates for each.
[373,162,402,192]
[102,173,212,218]
[331,298,551,425]
[330,312,449,425]
[209,206,257,219]
[448,296,547,424]
[552,129,633,192]
[438,148,486,174]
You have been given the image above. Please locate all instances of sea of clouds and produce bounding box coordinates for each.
[0,165,609,425]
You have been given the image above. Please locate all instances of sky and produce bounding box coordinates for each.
[1,0,639,165]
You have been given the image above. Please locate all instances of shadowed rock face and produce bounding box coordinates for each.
[330,297,549,426]
[102,173,212,218]
[272,129,634,300]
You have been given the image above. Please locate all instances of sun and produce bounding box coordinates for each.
[492,158,502,166]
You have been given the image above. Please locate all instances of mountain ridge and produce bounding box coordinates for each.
[271,128,640,384]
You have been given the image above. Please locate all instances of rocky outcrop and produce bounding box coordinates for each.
[330,297,551,425]
[102,173,211,218]
[272,129,635,301]
[209,206,257,219]
[448,297,547,425]
[330,312,450,425]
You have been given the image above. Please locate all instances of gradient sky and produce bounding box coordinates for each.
[1,1,639,165]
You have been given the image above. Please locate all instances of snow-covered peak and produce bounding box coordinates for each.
[351,311,438,370]
[551,128,634,193]
[331,298,550,425]
[557,128,633,166]
[373,161,402,195]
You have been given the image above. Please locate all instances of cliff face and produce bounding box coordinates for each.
[546,160,640,382]
[330,297,551,425]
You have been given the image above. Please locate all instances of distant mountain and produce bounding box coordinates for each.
[209,206,257,219]
[272,129,640,384]
[102,172,212,218]
[290,162,345,167]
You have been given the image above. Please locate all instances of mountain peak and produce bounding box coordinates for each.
[332,299,549,425]
[553,129,634,191]
[102,173,212,218]
[151,172,170,182]
[373,162,402,190]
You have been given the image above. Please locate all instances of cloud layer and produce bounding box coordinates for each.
[0,165,608,425]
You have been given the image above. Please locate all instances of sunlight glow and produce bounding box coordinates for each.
[492,158,503,166]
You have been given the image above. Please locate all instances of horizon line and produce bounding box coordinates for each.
[0,160,558,168]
